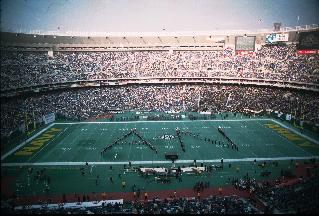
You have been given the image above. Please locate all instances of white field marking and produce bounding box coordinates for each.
[2,156,319,167]
[265,144,275,146]
[3,118,317,162]
[53,118,272,125]
[271,119,319,145]
[1,123,55,161]
[26,127,68,163]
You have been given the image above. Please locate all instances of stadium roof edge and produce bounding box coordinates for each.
[5,24,319,37]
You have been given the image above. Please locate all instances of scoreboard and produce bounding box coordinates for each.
[235,36,256,51]
[266,33,289,44]
[297,31,319,50]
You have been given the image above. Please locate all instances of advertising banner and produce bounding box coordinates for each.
[235,50,255,56]
[43,113,55,124]
[266,33,289,43]
[297,49,318,55]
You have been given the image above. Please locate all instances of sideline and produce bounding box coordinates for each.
[2,156,319,167]
[2,118,318,162]
[53,118,272,124]
[271,119,319,145]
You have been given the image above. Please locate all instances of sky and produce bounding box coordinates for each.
[1,0,319,33]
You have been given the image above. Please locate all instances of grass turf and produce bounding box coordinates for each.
[2,119,319,163]
[1,116,319,198]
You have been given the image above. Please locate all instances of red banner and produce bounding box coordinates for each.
[235,50,255,56]
[297,49,319,55]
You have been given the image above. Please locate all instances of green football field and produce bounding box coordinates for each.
[2,118,319,164]
[2,116,319,199]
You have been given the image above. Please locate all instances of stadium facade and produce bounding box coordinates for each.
[1,24,319,97]
[1,24,319,214]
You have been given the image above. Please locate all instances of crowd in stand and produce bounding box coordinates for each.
[2,43,319,214]
[1,44,318,137]
[129,196,258,214]
[5,196,258,214]
[4,174,319,214]
[253,174,319,214]
[3,160,319,214]
[1,84,318,137]
[1,44,319,90]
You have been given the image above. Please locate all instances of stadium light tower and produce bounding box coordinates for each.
[140,37,146,44]
[274,23,281,31]
[158,36,163,44]
[193,36,197,43]
[206,36,213,41]
[123,37,129,44]
[106,37,113,44]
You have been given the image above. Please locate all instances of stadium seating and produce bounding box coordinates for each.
[1,44,318,90]
[1,85,318,137]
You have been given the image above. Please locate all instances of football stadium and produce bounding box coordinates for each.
[1,0,319,214]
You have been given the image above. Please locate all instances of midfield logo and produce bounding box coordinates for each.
[153,134,176,140]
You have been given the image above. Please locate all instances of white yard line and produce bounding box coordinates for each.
[3,118,318,164]
[271,119,319,145]
[53,118,272,124]
[2,156,319,166]
[1,124,55,161]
